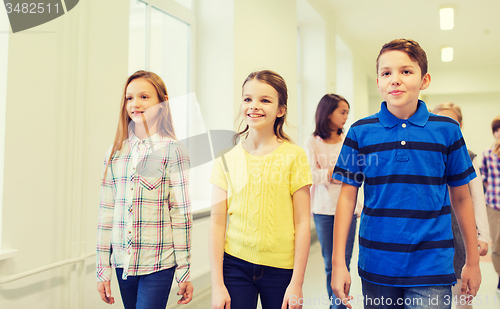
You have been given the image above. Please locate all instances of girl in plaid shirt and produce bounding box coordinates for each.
[96,71,193,308]
[482,115,500,299]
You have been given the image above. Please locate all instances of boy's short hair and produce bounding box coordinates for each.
[376,39,428,77]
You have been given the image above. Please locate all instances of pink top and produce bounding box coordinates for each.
[304,134,362,215]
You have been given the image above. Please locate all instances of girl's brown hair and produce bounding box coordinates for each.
[432,102,463,126]
[104,70,176,179]
[313,94,349,139]
[492,116,500,156]
[233,70,291,144]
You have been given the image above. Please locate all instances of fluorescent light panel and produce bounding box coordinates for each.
[441,47,453,62]
[440,8,454,30]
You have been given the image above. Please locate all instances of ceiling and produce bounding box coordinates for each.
[326,0,500,71]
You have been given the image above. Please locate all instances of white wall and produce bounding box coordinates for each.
[0,1,128,308]
[233,0,299,141]
[0,2,9,250]
[297,0,326,146]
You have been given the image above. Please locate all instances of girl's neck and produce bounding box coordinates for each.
[243,129,283,156]
[323,131,342,144]
[134,122,159,140]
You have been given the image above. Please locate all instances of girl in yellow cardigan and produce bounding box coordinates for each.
[209,70,312,309]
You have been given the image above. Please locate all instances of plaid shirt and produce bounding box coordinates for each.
[482,148,500,210]
[97,133,191,282]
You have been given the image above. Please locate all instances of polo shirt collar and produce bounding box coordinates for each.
[378,100,429,128]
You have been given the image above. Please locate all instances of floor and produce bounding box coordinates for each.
[179,222,500,308]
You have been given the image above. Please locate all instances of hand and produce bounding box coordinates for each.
[177,281,194,304]
[331,265,353,309]
[282,282,302,309]
[212,284,231,309]
[460,263,481,302]
[97,281,115,304]
[478,240,488,256]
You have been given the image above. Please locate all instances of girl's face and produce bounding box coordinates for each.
[126,78,166,124]
[241,79,284,132]
[436,109,461,127]
[328,101,349,130]
[494,128,500,140]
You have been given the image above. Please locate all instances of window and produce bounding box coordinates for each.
[129,0,210,212]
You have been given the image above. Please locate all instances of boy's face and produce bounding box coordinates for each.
[377,50,431,119]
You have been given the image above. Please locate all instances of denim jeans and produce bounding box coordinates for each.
[223,253,293,309]
[361,279,452,309]
[116,267,175,309]
[314,213,357,309]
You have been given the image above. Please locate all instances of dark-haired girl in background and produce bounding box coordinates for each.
[304,94,361,309]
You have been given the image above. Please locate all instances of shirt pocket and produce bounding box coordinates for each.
[138,170,164,191]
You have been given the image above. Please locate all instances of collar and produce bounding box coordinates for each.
[129,131,162,149]
[378,100,429,128]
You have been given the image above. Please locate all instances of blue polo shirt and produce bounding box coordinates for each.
[333,100,476,287]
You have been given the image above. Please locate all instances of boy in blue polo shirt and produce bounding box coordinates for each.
[331,39,481,309]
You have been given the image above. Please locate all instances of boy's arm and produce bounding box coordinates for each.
[449,184,481,296]
[331,183,358,309]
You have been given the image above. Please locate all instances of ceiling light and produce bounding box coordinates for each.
[440,8,454,30]
[441,47,453,62]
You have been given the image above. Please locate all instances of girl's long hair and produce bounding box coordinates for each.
[313,94,349,139]
[492,116,500,156]
[233,70,291,145]
[103,70,176,180]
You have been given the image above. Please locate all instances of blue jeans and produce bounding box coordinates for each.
[314,213,357,309]
[116,267,175,309]
[223,253,293,309]
[361,279,452,309]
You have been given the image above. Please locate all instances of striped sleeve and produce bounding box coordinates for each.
[446,127,476,187]
[96,146,115,282]
[168,142,192,283]
[333,128,364,187]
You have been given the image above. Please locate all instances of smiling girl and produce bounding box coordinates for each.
[96,70,193,308]
[209,70,312,309]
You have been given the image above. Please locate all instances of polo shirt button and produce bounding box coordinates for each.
[402,123,407,128]
[401,141,406,146]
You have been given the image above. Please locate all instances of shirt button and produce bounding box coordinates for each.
[128,231,132,234]
[131,187,134,191]
[402,123,407,128]
[401,141,406,146]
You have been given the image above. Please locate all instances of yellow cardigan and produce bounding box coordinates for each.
[210,142,312,269]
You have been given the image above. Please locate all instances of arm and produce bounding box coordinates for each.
[304,137,331,185]
[209,185,231,309]
[331,183,358,309]
[449,184,481,297]
[470,158,490,254]
[96,150,116,305]
[168,145,193,304]
[282,186,311,309]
